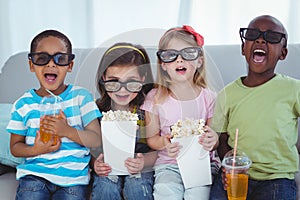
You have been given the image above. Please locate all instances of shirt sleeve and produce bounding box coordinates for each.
[211,89,228,133]
[79,89,102,127]
[140,89,156,114]
[206,89,217,119]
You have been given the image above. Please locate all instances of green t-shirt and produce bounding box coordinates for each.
[212,74,300,180]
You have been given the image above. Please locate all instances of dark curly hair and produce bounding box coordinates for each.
[30,29,72,53]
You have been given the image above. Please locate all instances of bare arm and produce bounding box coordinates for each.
[217,132,231,160]
[10,132,60,157]
[143,150,158,170]
[145,111,169,150]
[64,119,101,148]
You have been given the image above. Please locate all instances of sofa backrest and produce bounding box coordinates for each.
[0,44,299,103]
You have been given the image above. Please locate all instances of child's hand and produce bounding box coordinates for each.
[164,135,182,158]
[42,110,70,137]
[221,167,229,190]
[198,126,218,151]
[94,153,111,176]
[125,153,144,174]
[34,130,61,154]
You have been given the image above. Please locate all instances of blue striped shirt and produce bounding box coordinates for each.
[7,84,102,186]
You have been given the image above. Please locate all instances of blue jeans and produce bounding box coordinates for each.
[16,175,87,200]
[209,170,297,200]
[91,171,154,200]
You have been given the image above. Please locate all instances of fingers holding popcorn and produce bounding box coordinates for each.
[198,126,219,151]
[166,142,182,158]
[162,134,180,157]
[125,153,144,174]
[94,153,112,176]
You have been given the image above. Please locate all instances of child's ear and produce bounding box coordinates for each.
[279,47,288,60]
[161,62,167,71]
[197,57,203,68]
[29,60,35,72]
[241,43,245,55]
[67,61,74,72]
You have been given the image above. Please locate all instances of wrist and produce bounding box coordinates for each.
[30,145,41,157]
[63,126,75,139]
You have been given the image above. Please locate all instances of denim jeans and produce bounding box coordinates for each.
[91,171,154,200]
[16,175,87,200]
[153,164,211,200]
[209,170,297,200]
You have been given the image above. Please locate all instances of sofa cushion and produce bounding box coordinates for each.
[0,163,15,175]
[0,171,18,198]
[0,104,24,169]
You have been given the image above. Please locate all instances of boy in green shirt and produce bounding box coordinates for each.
[209,15,300,200]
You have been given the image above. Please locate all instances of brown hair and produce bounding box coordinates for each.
[95,42,154,111]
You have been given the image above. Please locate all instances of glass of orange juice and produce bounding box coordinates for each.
[222,150,252,200]
[39,95,63,145]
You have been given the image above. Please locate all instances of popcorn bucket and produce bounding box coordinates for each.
[172,135,211,188]
[101,111,138,175]
[170,118,211,188]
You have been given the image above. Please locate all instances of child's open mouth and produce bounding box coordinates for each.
[44,73,57,82]
[176,67,187,72]
[116,94,130,100]
[253,49,266,63]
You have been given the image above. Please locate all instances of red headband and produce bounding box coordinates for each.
[176,25,204,47]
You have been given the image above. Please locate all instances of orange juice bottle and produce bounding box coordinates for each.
[39,95,63,145]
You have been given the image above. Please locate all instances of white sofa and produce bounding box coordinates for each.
[0,44,300,200]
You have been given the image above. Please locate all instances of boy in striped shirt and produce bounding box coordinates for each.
[7,30,101,200]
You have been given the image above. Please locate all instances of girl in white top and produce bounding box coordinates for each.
[141,25,220,200]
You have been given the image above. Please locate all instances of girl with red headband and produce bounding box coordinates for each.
[141,25,220,199]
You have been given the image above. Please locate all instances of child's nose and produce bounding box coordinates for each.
[255,37,267,45]
[255,33,267,44]
[119,85,127,92]
[176,55,184,62]
[47,58,57,67]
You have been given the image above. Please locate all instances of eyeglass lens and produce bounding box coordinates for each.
[29,53,74,66]
[240,28,285,44]
[157,47,201,63]
[102,80,143,92]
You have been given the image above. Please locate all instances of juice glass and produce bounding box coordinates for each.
[39,95,63,145]
[222,150,252,200]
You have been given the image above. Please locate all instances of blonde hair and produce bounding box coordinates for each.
[155,28,207,103]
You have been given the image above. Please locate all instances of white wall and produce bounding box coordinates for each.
[1,0,299,72]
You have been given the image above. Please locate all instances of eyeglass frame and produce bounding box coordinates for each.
[28,52,75,66]
[99,79,143,93]
[239,28,287,47]
[156,47,202,63]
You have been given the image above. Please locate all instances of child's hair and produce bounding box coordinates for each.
[30,30,73,53]
[155,25,207,103]
[95,42,154,111]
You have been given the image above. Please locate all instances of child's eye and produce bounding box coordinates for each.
[36,55,48,63]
